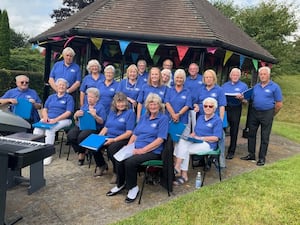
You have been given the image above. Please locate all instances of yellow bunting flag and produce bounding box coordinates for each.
[223,50,233,66]
[91,38,103,50]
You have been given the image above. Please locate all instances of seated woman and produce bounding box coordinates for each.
[106,93,169,203]
[33,78,74,165]
[93,92,136,180]
[67,87,106,166]
[173,97,223,184]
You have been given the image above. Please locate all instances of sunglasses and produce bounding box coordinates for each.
[21,81,29,84]
[204,105,214,109]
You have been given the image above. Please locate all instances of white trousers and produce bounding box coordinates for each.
[187,110,197,133]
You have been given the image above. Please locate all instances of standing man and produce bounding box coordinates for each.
[241,66,283,166]
[184,63,203,132]
[136,59,148,88]
[222,68,248,159]
[48,47,81,99]
[0,74,42,123]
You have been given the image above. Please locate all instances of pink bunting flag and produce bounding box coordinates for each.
[64,36,75,48]
[176,46,189,62]
[260,61,266,67]
[207,47,217,54]
[50,36,63,41]
[103,61,109,67]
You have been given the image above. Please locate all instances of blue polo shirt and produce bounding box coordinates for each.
[197,85,227,115]
[165,87,192,124]
[116,79,141,103]
[195,114,223,150]
[97,80,119,114]
[81,101,107,130]
[137,84,167,104]
[80,73,105,93]
[252,81,283,111]
[184,74,203,104]
[133,112,169,154]
[44,93,74,119]
[105,109,136,137]
[50,60,81,86]
[222,80,248,106]
[137,72,149,88]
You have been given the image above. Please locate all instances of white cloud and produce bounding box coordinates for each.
[0,0,62,37]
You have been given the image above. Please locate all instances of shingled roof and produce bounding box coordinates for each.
[30,0,276,63]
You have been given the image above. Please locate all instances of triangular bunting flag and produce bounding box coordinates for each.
[260,61,266,67]
[223,50,233,66]
[207,47,217,54]
[252,59,258,71]
[64,36,75,48]
[131,53,139,63]
[240,55,245,68]
[109,45,119,57]
[152,55,160,65]
[176,46,189,61]
[147,43,159,59]
[119,40,131,55]
[49,36,63,41]
[91,38,103,50]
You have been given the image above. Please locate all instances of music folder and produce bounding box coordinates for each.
[79,111,96,130]
[32,121,58,129]
[14,98,33,119]
[168,121,186,142]
[79,134,108,151]
[242,88,253,100]
[177,134,204,143]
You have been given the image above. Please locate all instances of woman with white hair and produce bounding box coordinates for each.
[173,97,223,185]
[79,59,104,106]
[33,78,74,165]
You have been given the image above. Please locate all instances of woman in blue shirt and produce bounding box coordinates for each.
[67,87,106,166]
[93,92,136,181]
[106,93,169,203]
[33,78,74,165]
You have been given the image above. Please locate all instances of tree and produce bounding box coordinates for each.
[10,29,29,49]
[0,9,11,69]
[51,0,95,23]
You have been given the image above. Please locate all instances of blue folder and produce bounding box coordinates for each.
[13,98,33,119]
[243,88,253,100]
[79,134,108,151]
[179,134,204,143]
[32,121,58,129]
[168,121,186,142]
[79,111,96,130]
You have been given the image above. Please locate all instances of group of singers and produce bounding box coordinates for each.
[0,47,282,203]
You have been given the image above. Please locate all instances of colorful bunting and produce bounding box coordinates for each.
[31,44,38,50]
[152,55,160,65]
[147,43,159,59]
[252,59,258,71]
[207,47,217,54]
[260,61,266,67]
[223,50,233,66]
[239,55,245,68]
[176,46,189,61]
[119,40,131,55]
[49,36,62,41]
[103,61,110,67]
[91,38,103,50]
[109,45,119,57]
[64,36,75,48]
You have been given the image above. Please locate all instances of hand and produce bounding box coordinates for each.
[75,110,84,118]
[89,108,97,117]
[10,98,17,104]
[133,148,145,155]
[104,138,115,145]
[28,98,36,104]
[194,104,199,113]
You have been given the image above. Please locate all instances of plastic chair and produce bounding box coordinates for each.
[191,147,222,186]
[138,135,173,204]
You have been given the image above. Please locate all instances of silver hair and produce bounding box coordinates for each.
[55,78,69,88]
[86,87,100,98]
[104,65,115,73]
[62,47,75,57]
[174,69,186,82]
[86,59,101,73]
[258,66,271,75]
[202,97,218,111]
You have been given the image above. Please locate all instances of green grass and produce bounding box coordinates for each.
[112,75,300,225]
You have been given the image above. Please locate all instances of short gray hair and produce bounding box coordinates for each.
[202,97,218,111]
[144,93,165,114]
[86,87,100,98]
[174,69,186,82]
[62,47,75,57]
[258,66,271,75]
[86,59,101,73]
[55,78,69,88]
[104,65,115,74]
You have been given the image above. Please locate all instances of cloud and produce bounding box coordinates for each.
[0,0,62,37]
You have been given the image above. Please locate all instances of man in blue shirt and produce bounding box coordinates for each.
[0,75,42,123]
[49,47,81,97]
[222,68,248,159]
[241,66,283,166]
[136,59,149,87]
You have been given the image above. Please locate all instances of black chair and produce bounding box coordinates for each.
[138,135,174,204]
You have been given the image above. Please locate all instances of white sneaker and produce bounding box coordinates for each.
[43,156,53,166]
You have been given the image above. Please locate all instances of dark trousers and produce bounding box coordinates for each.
[247,108,274,161]
[226,105,242,154]
[67,125,98,154]
[115,152,160,190]
[106,139,129,173]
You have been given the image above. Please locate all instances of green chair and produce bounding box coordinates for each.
[138,135,174,204]
[191,147,222,186]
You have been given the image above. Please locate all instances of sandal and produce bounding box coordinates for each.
[173,176,187,186]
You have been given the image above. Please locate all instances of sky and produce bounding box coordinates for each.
[0,0,299,38]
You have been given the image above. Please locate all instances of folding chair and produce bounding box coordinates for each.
[138,135,173,204]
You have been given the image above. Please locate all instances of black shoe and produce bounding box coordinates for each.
[226,153,234,160]
[106,185,125,196]
[256,159,265,166]
[125,191,139,204]
[240,155,255,161]
[78,159,84,166]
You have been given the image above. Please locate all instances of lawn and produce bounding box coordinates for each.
[111,75,300,225]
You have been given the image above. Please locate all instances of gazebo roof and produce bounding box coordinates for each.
[30,0,276,63]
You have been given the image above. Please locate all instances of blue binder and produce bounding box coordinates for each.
[79,134,108,151]
[79,111,96,130]
[14,98,33,119]
[32,121,58,129]
[168,121,186,142]
[243,88,253,100]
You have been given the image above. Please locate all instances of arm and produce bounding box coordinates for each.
[48,77,57,92]
[136,103,143,122]
[274,101,283,116]
[106,130,133,145]
[67,81,81,94]
[133,137,164,155]
[50,111,72,124]
[79,91,85,107]
[219,106,225,121]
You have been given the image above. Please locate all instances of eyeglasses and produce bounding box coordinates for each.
[21,81,29,84]
[204,105,214,109]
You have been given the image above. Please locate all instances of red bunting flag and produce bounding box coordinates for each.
[176,46,189,61]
